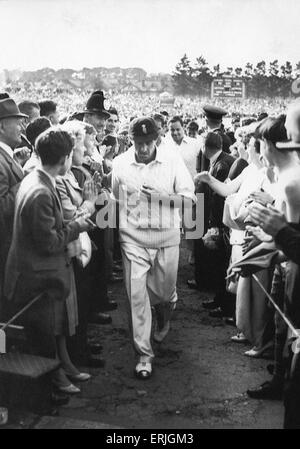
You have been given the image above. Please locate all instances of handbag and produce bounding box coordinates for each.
[77,231,92,268]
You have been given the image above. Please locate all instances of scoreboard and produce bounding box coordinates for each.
[211,76,245,99]
[291,77,300,97]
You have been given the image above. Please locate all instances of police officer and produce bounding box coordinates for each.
[197,105,233,173]
[203,105,232,151]
[189,106,234,292]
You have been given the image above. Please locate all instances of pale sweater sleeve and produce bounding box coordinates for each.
[173,154,197,202]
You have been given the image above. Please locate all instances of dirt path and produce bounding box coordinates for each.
[52,248,283,429]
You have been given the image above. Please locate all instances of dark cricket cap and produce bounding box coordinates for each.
[203,104,227,120]
[129,117,159,141]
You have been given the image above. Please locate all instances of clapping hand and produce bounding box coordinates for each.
[248,202,287,237]
[90,161,104,176]
[140,183,161,198]
[245,225,273,243]
[194,171,210,186]
[83,179,98,203]
[92,171,103,193]
[75,212,95,232]
[242,234,261,255]
[248,190,274,207]
[98,145,107,158]
[226,268,241,284]
[104,145,113,158]
[14,147,31,166]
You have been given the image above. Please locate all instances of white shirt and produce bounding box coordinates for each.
[112,145,196,247]
[168,136,200,178]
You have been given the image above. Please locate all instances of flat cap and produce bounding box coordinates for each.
[129,117,159,141]
[203,104,227,120]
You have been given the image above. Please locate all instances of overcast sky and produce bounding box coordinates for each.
[1,0,299,73]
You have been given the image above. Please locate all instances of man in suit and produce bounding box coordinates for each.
[194,132,234,315]
[16,100,41,159]
[3,126,92,358]
[189,105,234,290]
[71,93,117,321]
[0,98,27,298]
[82,90,110,140]
[196,105,233,173]
[203,104,233,153]
[82,92,119,317]
[38,100,60,125]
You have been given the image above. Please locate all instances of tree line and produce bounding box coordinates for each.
[172,54,300,97]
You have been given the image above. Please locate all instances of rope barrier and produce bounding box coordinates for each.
[252,273,300,375]
[252,273,300,340]
[0,293,44,332]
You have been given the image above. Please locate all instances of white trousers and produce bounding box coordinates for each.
[121,243,179,363]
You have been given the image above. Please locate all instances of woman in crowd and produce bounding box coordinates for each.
[56,120,102,382]
[195,131,276,356]
[245,114,300,402]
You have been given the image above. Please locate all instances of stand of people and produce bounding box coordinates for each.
[0,87,300,428]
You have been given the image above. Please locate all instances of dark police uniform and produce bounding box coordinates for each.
[194,151,234,304]
[194,106,234,293]
[197,105,233,173]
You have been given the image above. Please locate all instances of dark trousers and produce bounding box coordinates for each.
[68,228,112,363]
[103,227,114,281]
[67,260,93,364]
[270,265,288,383]
[284,350,300,429]
[283,261,300,428]
[89,228,109,313]
[113,227,122,262]
[194,229,234,315]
